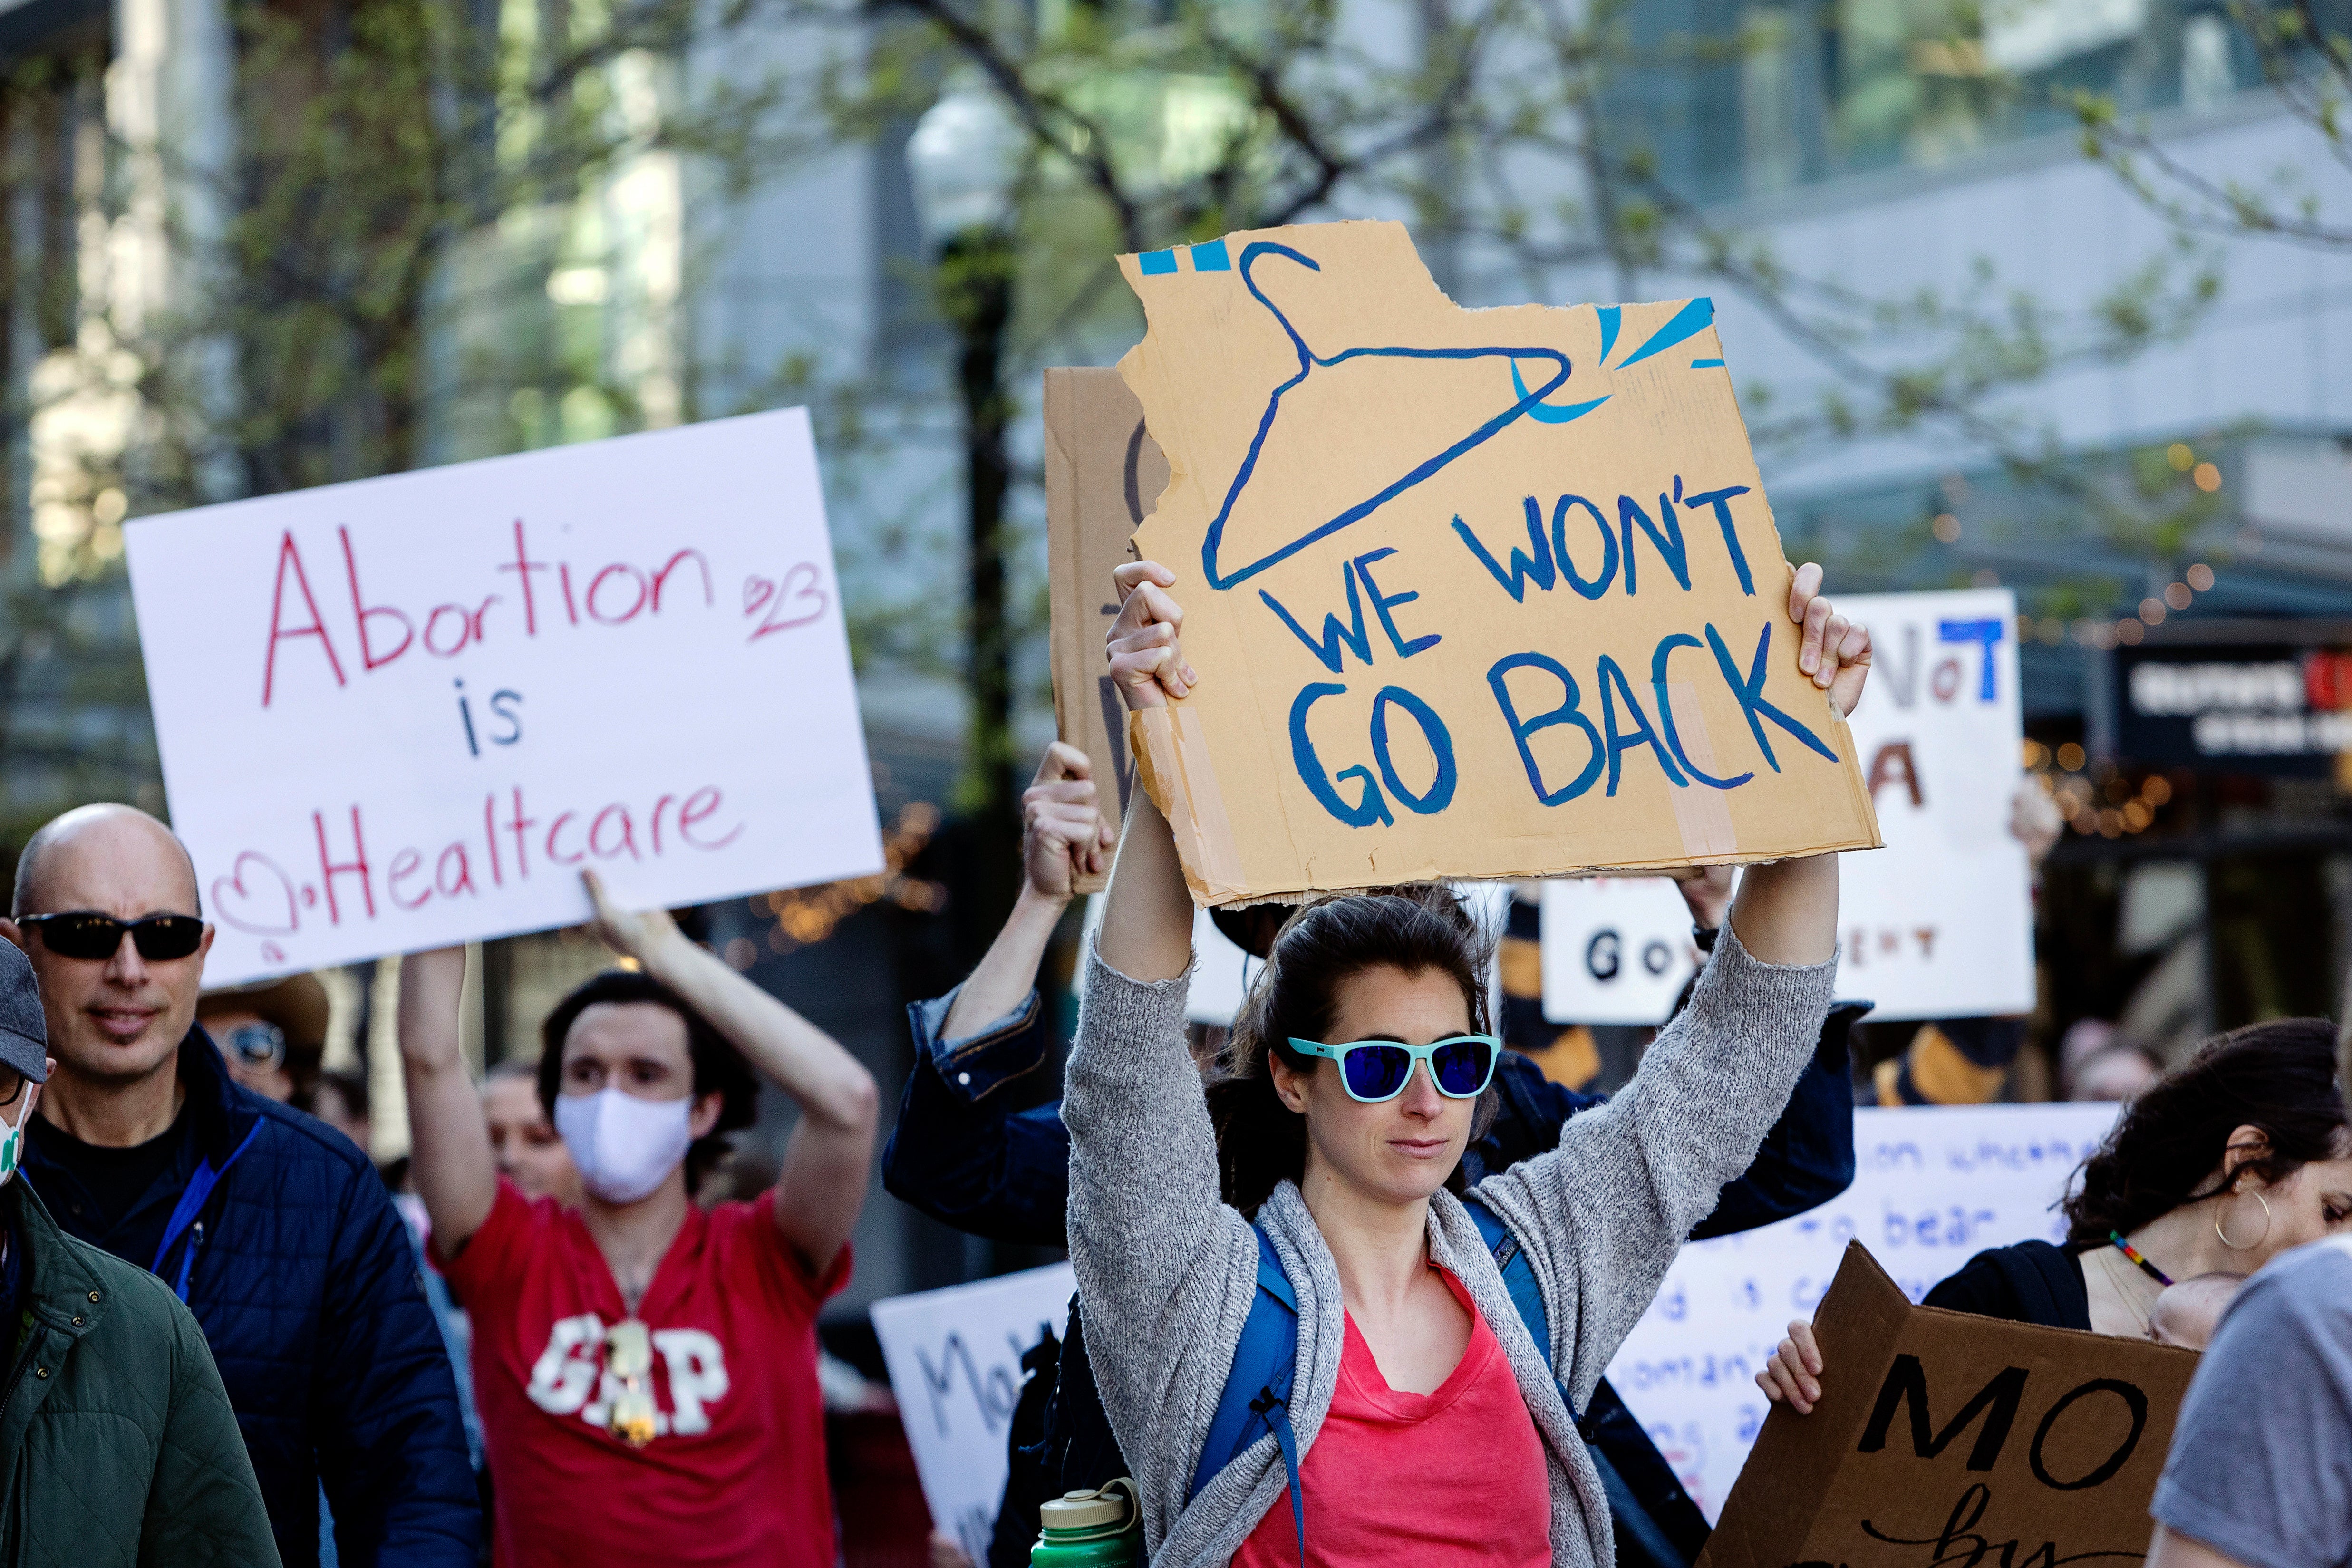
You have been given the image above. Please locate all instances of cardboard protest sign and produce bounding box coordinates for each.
[1540,876,1705,1024]
[1113,221,1881,904]
[1045,368,1169,893]
[1837,589,2034,1020]
[124,410,883,986]
[1608,1102,2122,1520]
[1698,1239,2194,1568]
[871,1263,1075,1565]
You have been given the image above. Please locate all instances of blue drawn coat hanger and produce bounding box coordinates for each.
[1181,240,1718,591]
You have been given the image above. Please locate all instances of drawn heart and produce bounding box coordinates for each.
[744,563,830,642]
[210,852,300,937]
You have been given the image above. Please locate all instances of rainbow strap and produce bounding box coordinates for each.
[2109,1231,2174,1287]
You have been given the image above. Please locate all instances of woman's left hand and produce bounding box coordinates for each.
[1789,563,1872,717]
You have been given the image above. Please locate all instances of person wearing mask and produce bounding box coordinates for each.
[0,931,280,1561]
[0,803,476,1566]
[2144,1236,2352,1568]
[397,868,879,1568]
[482,1058,583,1207]
[885,745,1867,1568]
[197,974,329,1107]
[1756,1018,2350,1411]
[1058,559,1866,1565]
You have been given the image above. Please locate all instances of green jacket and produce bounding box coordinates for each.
[0,1177,279,1567]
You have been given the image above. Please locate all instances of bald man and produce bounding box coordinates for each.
[3,803,479,1567]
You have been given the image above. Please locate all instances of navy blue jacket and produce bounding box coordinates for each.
[881,988,1864,1247]
[24,1028,479,1567]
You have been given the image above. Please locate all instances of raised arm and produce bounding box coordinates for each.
[582,870,879,1273]
[1097,561,1198,985]
[1473,563,1868,1400]
[397,946,499,1254]
[1063,560,1259,1520]
[881,742,1110,1246]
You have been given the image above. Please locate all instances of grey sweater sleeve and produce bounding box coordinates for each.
[1062,943,1260,1541]
[1472,918,1837,1406]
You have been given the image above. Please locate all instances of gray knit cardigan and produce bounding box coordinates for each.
[1062,919,1836,1568]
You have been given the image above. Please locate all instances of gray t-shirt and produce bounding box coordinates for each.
[2153,1235,2352,1568]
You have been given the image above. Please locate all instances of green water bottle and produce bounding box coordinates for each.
[1029,1479,1142,1568]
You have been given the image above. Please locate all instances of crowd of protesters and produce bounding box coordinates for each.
[0,558,2340,1568]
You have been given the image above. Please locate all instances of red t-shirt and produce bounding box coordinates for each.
[1232,1271,1551,1568]
[440,1181,851,1568]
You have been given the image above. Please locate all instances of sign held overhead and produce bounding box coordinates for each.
[126,410,883,985]
[1114,221,1880,904]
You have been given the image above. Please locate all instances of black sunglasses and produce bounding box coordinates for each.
[19,911,204,962]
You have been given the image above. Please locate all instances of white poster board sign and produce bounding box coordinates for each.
[1836,589,2033,1020]
[1539,878,1703,1024]
[1606,1102,2119,1522]
[124,411,882,985]
[1189,907,1259,1025]
[871,1263,1076,1563]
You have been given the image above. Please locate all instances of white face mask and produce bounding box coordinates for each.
[0,1090,29,1190]
[554,1088,694,1205]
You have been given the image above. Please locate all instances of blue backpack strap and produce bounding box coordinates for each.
[1190,1226,1306,1564]
[1464,1195,1584,1425]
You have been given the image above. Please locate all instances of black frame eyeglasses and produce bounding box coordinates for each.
[18,911,204,962]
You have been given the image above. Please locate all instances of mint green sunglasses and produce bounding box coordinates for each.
[1286,1035,1501,1103]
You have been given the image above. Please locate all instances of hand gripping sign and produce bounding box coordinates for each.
[1113,222,1882,902]
[125,409,883,986]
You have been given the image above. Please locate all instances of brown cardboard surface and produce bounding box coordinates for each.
[1113,221,1882,904]
[1044,367,1169,894]
[1701,1243,2199,1568]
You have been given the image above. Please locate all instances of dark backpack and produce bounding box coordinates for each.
[1186,1199,1710,1568]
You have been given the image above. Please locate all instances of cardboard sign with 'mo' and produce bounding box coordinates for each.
[125,410,884,986]
[1114,221,1882,903]
[1698,1241,2195,1568]
[1045,368,1167,893]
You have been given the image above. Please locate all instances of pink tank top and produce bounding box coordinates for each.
[1229,1270,1551,1568]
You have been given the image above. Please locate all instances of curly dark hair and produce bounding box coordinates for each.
[2062,1017,2350,1247]
[537,969,761,1191]
[1205,884,1497,1217]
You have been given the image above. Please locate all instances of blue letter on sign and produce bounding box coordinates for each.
[1938,617,2004,702]
[1369,687,1457,814]
[1704,621,1839,773]
[1487,653,1605,805]
[1289,682,1392,827]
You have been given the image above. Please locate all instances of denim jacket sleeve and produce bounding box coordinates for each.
[880,983,1074,1248]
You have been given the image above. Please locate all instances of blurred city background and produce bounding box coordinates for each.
[0,0,2343,1369]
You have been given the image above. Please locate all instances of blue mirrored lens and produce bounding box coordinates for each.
[1432,1039,1494,1096]
[1341,1045,1412,1100]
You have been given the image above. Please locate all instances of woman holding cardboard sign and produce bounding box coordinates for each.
[1758,1021,2352,1411]
[1065,558,1870,1568]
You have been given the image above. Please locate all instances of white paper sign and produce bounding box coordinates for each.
[1539,877,1704,1024]
[124,411,882,986]
[1835,589,2033,1021]
[1606,1103,2119,1523]
[871,1263,1076,1564]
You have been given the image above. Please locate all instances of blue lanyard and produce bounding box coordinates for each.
[149,1124,262,1302]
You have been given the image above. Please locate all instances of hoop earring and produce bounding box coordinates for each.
[2215,1188,2274,1252]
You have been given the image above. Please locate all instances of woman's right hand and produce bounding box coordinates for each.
[1756,1319,1825,1413]
[1108,561,1195,710]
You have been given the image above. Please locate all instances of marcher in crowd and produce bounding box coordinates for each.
[397,868,879,1568]
[0,803,478,1565]
[482,1058,582,1206]
[2144,1235,2352,1568]
[197,974,329,1106]
[1059,558,1867,1565]
[885,742,1868,1568]
[0,933,281,1563]
[1758,1017,2351,1409]
[300,1070,372,1157]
